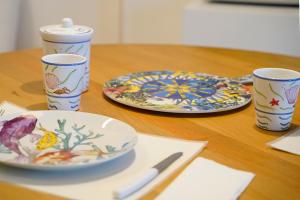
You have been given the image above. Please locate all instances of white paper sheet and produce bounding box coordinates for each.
[0,101,207,200]
[268,127,300,156]
[156,157,255,200]
[0,101,28,115]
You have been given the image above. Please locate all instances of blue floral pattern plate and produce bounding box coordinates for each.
[0,111,137,170]
[103,71,252,113]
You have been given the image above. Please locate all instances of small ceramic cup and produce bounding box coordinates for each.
[253,68,300,131]
[40,18,94,92]
[41,54,86,111]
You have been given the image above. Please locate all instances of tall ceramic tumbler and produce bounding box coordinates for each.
[41,54,86,111]
[253,68,300,131]
[40,18,93,92]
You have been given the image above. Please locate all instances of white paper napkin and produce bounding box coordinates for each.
[156,157,255,200]
[268,127,300,155]
[0,101,28,115]
[0,101,207,200]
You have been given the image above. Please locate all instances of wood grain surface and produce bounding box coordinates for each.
[0,45,299,200]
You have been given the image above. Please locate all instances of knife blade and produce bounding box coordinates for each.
[113,152,183,199]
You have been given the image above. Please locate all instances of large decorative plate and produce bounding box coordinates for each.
[0,111,137,170]
[103,71,251,113]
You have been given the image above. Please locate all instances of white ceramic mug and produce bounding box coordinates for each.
[40,18,93,92]
[253,68,300,131]
[41,54,86,111]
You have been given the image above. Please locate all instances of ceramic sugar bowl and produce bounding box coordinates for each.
[40,18,94,92]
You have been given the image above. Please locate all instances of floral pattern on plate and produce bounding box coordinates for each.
[0,111,137,170]
[103,71,252,113]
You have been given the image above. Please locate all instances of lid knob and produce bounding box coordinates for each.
[62,18,73,28]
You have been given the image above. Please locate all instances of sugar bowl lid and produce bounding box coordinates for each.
[40,18,94,43]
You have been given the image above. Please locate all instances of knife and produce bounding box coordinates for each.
[113,152,183,199]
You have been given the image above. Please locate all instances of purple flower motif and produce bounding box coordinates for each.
[284,85,300,104]
[0,115,37,156]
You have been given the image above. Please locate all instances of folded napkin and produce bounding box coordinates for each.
[0,101,27,115]
[0,101,207,200]
[156,157,255,200]
[268,127,300,156]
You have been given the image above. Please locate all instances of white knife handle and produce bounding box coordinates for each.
[113,168,159,199]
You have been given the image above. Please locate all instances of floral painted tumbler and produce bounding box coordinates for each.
[41,54,86,111]
[253,68,300,131]
[40,18,93,92]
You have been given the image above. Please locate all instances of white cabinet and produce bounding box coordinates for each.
[183,0,300,57]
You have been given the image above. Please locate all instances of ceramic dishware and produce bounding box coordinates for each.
[0,111,137,170]
[41,54,86,111]
[103,70,251,113]
[40,18,94,92]
[253,68,300,131]
[233,74,253,84]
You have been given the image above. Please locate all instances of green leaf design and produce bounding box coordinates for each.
[269,83,284,101]
[256,101,273,110]
[51,66,58,72]
[48,98,61,105]
[106,145,116,153]
[75,45,84,53]
[64,45,74,53]
[0,144,12,154]
[254,87,267,99]
[69,75,84,93]
[256,113,272,122]
[122,142,129,148]
[58,69,77,86]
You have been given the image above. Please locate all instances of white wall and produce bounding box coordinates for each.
[1,0,299,57]
[0,0,21,52]
[121,0,191,44]
[5,0,190,50]
[16,0,121,49]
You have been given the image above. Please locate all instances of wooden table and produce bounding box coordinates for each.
[0,45,299,200]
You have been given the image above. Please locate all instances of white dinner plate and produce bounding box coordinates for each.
[0,111,137,170]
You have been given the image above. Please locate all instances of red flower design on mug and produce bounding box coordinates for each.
[270,98,279,106]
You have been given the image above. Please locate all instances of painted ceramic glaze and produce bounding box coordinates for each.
[42,54,86,111]
[40,18,93,91]
[42,40,91,92]
[103,71,252,113]
[0,111,137,170]
[233,74,253,84]
[253,68,300,131]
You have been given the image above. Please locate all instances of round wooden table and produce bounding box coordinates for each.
[0,45,299,200]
